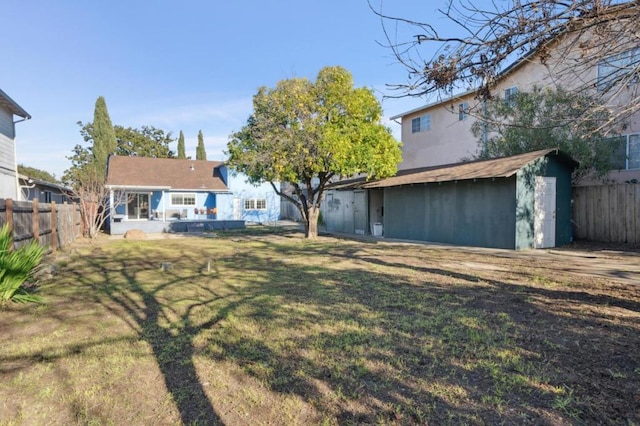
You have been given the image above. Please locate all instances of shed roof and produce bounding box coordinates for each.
[0,88,30,119]
[106,156,229,191]
[329,149,577,190]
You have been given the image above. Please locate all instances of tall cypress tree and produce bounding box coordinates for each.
[196,130,207,160]
[177,130,186,159]
[91,96,117,177]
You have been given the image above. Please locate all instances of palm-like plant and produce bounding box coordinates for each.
[0,224,45,303]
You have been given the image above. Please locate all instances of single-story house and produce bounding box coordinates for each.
[105,155,280,235]
[18,174,72,203]
[322,149,577,250]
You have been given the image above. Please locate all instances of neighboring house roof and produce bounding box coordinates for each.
[329,149,577,190]
[0,88,31,119]
[389,89,476,121]
[105,156,229,191]
[18,174,71,193]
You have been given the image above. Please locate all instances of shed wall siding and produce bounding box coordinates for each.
[383,178,517,249]
[323,190,355,234]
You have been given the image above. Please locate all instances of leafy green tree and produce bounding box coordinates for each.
[91,96,117,178]
[227,66,402,239]
[177,130,186,159]
[196,130,207,160]
[63,105,176,238]
[62,142,94,185]
[65,124,176,183]
[471,85,622,181]
[115,125,175,158]
[17,164,58,183]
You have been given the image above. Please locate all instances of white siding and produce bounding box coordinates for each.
[0,106,18,199]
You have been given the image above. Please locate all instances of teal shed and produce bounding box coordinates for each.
[324,149,577,250]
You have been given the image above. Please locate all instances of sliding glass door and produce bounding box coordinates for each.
[127,193,149,220]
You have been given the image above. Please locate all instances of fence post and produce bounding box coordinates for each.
[51,201,57,253]
[75,203,79,239]
[32,198,39,245]
[73,203,78,239]
[6,198,14,250]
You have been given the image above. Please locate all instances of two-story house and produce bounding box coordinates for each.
[0,89,30,199]
[391,20,640,185]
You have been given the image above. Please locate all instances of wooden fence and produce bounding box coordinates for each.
[572,184,640,243]
[0,198,82,252]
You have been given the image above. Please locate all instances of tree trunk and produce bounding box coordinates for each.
[305,209,319,239]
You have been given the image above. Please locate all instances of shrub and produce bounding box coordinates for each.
[0,224,45,303]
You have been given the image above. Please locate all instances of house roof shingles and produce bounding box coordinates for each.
[106,156,229,191]
[329,149,577,190]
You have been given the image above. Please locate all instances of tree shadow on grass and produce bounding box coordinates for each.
[67,248,233,425]
[42,237,640,424]
[199,241,640,424]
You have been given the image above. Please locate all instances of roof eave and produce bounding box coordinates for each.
[169,187,230,192]
[389,88,477,120]
[0,88,31,119]
[105,185,172,190]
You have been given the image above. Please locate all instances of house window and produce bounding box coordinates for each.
[629,134,640,170]
[170,193,196,206]
[608,133,640,170]
[458,102,469,121]
[43,191,52,203]
[411,114,431,133]
[127,193,149,220]
[244,198,267,210]
[597,47,640,92]
[504,86,518,106]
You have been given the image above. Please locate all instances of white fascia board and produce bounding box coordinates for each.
[389,88,477,121]
[105,185,171,190]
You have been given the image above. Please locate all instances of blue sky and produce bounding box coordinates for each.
[2,1,459,179]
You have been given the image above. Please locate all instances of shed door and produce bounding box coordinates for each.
[534,177,556,248]
[353,190,367,235]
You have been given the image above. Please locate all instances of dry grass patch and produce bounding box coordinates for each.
[1,227,638,424]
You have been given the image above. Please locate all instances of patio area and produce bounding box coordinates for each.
[108,218,245,235]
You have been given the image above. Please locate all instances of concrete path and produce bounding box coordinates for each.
[319,228,640,286]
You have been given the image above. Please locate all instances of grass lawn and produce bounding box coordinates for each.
[1,227,639,425]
